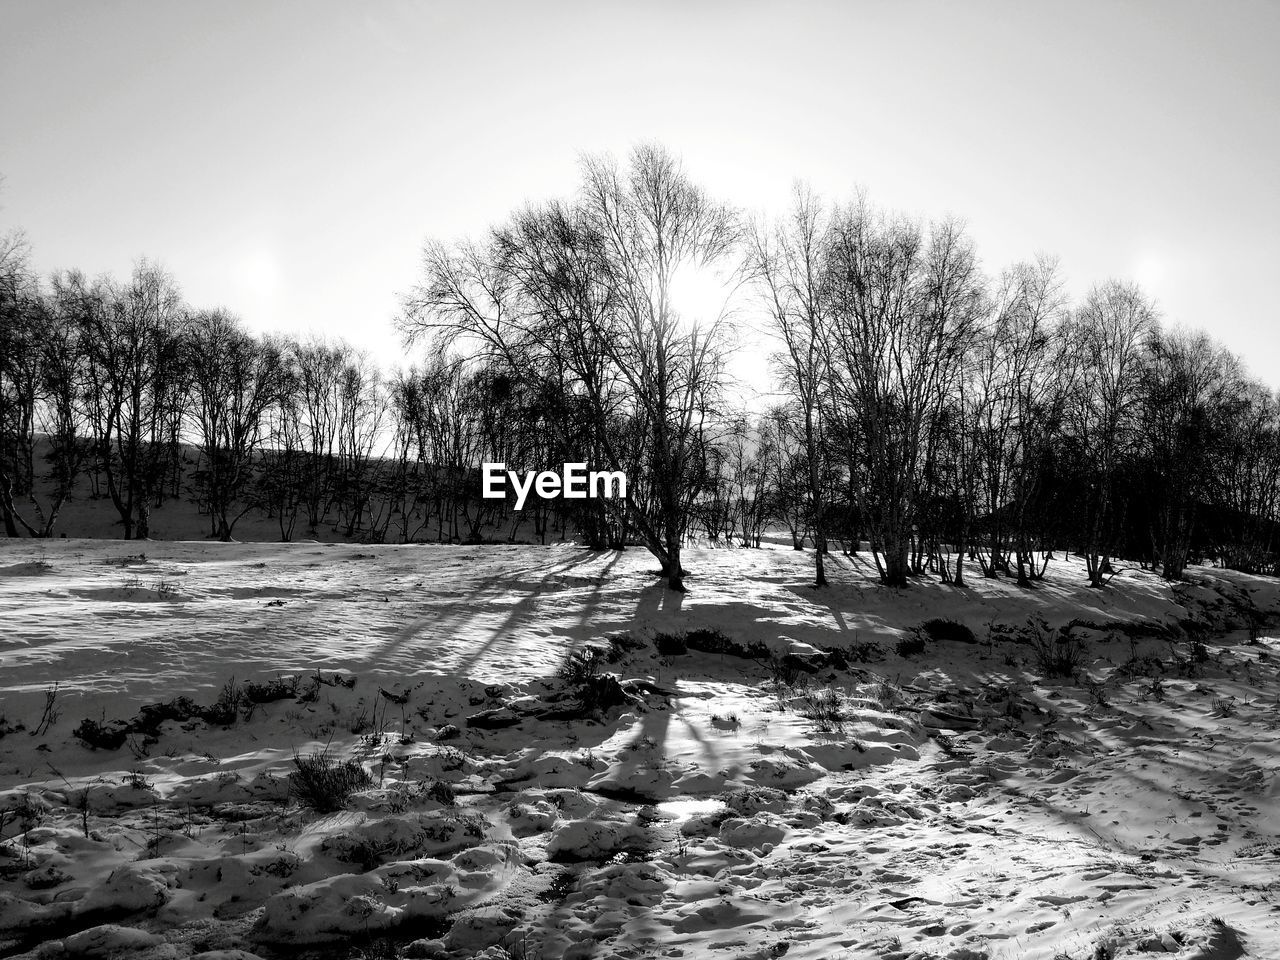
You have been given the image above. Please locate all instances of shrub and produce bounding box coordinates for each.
[653,631,688,656]
[987,622,1020,645]
[244,676,300,704]
[895,632,927,657]
[201,678,244,726]
[873,680,905,712]
[690,629,770,659]
[1145,676,1165,701]
[685,628,734,652]
[1166,637,1211,677]
[767,655,807,688]
[799,687,847,732]
[123,769,153,790]
[424,778,456,807]
[575,674,633,714]
[842,639,884,664]
[557,649,604,686]
[1085,679,1110,708]
[73,718,128,750]
[289,750,373,812]
[604,633,646,663]
[1116,646,1165,679]
[918,618,976,644]
[133,696,202,734]
[653,628,770,661]
[295,672,322,703]
[1025,618,1087,679]
[552,649,635,717]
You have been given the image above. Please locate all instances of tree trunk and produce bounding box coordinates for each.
[882,538,910,587]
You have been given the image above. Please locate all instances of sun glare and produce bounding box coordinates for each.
[232,246,281,300]
[668,264,737,329]
[1132,252,1167,292]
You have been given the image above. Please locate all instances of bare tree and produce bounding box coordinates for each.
[258,358,306,542]
[79,262,186,539]
[334,353,388,538]
[11,276,94,536]
[1208,381,1280,574]
[750,186,832,584]
[292,338,349,534]
[1138,327,1239,580]
[0,233,42,535]
[383,366,435,544]
[964,257,1069,584]
[1063,280,1157,587]
[404,144,738,590]
[184,310,287,541]
[719,415,775,548]
[823,200,985,586]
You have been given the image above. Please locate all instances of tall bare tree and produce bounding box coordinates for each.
[1138,328,1238,580]
[823,200,985,586]
[184,310,287,541]
[80,262,186,539]
[1063,280,1157,587]
[0,232,42,535]
[404,144,738,590]
[965,256,1069,584]
[750,186,832,584]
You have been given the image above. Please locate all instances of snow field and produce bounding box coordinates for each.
[1,540,1278,959]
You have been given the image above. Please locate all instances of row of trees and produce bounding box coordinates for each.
[752,192,1280,588]
[406,146,1280,590]
[0,246,660,545]
[4,146,1279,592]
[0,256,281,540]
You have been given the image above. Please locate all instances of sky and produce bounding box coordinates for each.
[2,0,1278,391]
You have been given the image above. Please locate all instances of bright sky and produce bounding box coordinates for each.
[3,0,1278,388]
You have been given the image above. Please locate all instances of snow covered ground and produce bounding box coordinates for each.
[2,539,1279,959]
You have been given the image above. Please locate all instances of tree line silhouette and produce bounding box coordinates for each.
[2,146,1277,591]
